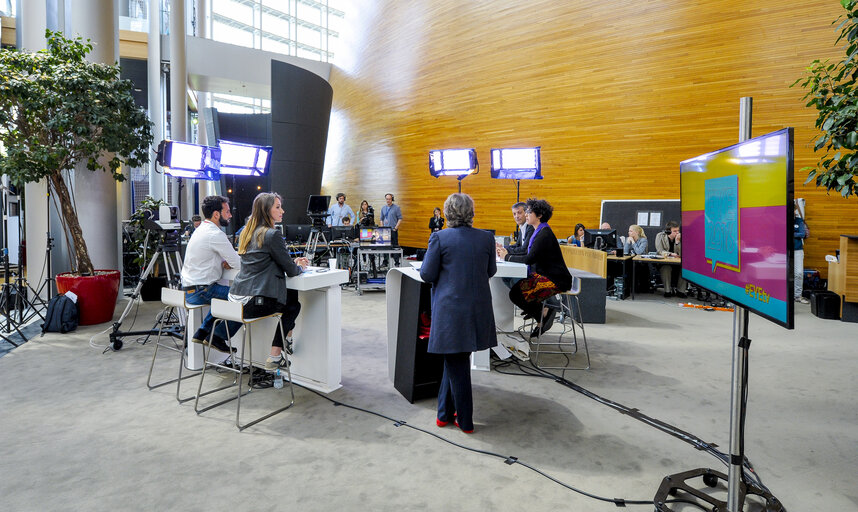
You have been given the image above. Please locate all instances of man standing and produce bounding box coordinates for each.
[380,193,403,246]
[794,204,810,304]
[327,192,355,227]
[654,220,686,298]
[181,195,242,352]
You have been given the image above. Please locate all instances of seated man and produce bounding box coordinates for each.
[181,195,242,352]
[654,220,687,298]
[497,202,534,288]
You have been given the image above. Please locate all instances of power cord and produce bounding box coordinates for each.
[286,379,702,510]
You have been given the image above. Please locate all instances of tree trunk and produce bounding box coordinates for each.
[49,171,95,275]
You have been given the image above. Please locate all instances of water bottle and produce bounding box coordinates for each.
[274,369,284,389]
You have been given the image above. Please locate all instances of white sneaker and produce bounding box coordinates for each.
[265,353,289,370]
[799,297,810,304]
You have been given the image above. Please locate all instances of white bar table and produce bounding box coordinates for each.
[187,267,348,393]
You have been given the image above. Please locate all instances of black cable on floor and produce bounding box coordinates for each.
[285,379,705,510]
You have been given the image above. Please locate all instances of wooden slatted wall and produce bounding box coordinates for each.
[323,0,858,275]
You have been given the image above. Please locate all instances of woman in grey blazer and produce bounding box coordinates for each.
[419,193,497,433]
[230,192,310,369]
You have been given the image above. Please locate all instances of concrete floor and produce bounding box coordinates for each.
[0,290,856,511]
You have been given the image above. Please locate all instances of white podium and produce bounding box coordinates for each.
[186,267,348,394]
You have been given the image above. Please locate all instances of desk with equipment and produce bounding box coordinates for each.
[186,266,349,393]
[354,226,402,294]
[631,255,681,299]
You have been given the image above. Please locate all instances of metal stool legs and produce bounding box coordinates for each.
[527,286,591,373]
[146,304,201,402]
[194,314,295,431]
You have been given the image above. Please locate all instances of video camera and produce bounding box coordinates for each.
[142,205,181,231]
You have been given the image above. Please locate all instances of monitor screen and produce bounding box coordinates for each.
[490,147,543,180]
[429,148,478,177]
[307,195,331,215]
[284,224,312,243]
[359,227,374,242]
[679,128,794,328]
[373,226,392,245]
[330,226,354,241]
[583,229,617,249]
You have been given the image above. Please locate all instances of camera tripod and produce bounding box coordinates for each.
[305,214,332,265]
[107,226,184,351]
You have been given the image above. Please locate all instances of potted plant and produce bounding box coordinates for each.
[793,0,858,198]
[0,31,153,324]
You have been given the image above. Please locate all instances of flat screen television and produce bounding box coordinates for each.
[330,226,355,241]
[679,128,794,329]
[429,148,478,177]
[583,229,617,250]
[490,147,543,180]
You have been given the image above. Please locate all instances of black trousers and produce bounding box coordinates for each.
[241,290,300,349]
[437,352,474,431]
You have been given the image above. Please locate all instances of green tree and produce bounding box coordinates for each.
[793,0,858,198]
[0,30,153,275]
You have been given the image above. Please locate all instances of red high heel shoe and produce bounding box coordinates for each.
[454,421,474,434]
[436,418,449,427]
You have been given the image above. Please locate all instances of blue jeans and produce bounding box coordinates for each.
[184,283,241,343]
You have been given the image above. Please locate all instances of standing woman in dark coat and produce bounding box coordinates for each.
[497,198,572,338]
[428,207,445,233]
[419,193,497,434]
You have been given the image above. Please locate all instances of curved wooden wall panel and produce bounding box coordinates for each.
[323,0,858,275]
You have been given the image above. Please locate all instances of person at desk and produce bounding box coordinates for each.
[358,200,374,227]
[654,220,686,298]
[327,192,355,227]
[182,196,242,353]
[623,224,648,256]
[229,192,310,369]
[420,193,496,434]
[183,215,202,237]
[567,223,586,246]
[497,198,572,338]
[498,202,533,288]
[429,207,445,233]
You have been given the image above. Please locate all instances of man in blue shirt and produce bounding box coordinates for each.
[327,193,355,227]
[380,193,403,246]
[794,205,810,304]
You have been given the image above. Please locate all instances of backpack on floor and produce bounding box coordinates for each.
[41,294,79,336]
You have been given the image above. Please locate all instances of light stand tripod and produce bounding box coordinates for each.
[107,220,184,351]
[305,214,332,265]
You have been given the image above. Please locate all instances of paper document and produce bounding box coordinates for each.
[649,212,662,227]
[637,211,649,226]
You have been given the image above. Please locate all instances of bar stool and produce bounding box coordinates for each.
[194,298,295,431]
[146,287,207,403]
[528,276,591,372]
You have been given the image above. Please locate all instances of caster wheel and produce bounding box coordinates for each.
[668,487,678,496]
[112,339,123,351]
[703,473,718,488]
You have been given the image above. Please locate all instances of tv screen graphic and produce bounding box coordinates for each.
[679,128,794,328]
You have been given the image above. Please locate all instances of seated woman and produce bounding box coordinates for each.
[567,223,586,246]
[229,192,310,369]
[623,224,648,255]
[497,198,572,338]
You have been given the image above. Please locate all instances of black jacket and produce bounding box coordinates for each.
[504,225,572,291]
[506,224,535,256]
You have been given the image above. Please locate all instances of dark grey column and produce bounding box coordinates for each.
[269,60,333,224]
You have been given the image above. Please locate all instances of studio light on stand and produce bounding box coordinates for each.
[156,140,221,181]
[429,148,478,193]
[490,146,542,203]
[218,140,273,177]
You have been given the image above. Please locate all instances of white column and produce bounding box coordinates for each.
[170,0,188,213]
[20,0,50,295]
[148,0,164,201]
[69,0,119,272]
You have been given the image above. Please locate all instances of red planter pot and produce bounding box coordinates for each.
[56,270,121,326]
